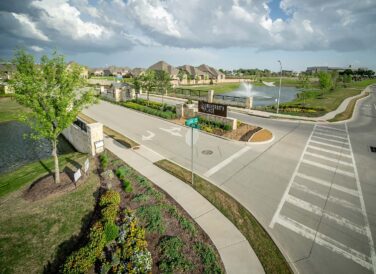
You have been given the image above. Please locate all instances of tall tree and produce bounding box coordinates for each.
[9,50,97,183]
[141,70,156,105]
[318,71,333,91]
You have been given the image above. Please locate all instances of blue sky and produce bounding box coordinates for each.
[0,0,375,71]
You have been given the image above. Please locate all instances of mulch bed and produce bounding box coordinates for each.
[23,172,86,202]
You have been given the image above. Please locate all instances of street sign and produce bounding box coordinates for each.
[185,128,199,146]
[198,101,227,117]
[185,117,198,127]
[74,169,82,182]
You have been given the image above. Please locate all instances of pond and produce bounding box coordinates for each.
[0,121,75,174]
[224,82,300,107]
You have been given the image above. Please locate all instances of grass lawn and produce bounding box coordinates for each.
[0,152,87,197]
[155,159,292,274]
[329,92,369,122]
[0,97,30,123]
[0,160,99,274]
[183,82,241,94]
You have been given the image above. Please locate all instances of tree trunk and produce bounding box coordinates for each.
[52,139,60,184]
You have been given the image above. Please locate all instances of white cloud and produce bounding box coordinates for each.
[30,45,44,52]
[11,12,49,41]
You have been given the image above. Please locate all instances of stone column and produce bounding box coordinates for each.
[208,89,214,103]
[114,88,121,102]
[87,123,104,156]
[246,97,253,109]
[176,103,184,118]
[130,89,136,99]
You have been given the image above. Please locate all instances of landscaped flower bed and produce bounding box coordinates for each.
[62,150,224,273]
[122,98,177,119]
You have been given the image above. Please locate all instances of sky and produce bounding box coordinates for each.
[0,0,375,72]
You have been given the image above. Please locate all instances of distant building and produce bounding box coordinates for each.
[306,66,346,74]
[197,64,225,82]
[66,61,89,78]
[177,65,206,81]
[128,68,145,77]
[0,62,15,80]
[148,61,179,80]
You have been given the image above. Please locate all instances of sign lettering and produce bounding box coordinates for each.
[198,101,227,117]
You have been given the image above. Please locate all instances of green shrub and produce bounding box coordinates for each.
[158,236,193,273]
[136,176,151,188]
[145,187,165,201]
[99,190,121,207]
[132,193,150,203]
[99,153,109,169]
[123,101,177,120]
[115,166,128,178]
[101,204,118,223]
[104,222,119,243]
[194,242,223,274]
[137,204,165,234]
[122,180,133,193]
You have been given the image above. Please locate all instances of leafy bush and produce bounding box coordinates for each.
[123,101,177,120]
[137,204,165,234]
[104,222,119,243]
[99,190,121,207]
[101,204,118,223]
[198,117,231,131]
[115,166,128,178]
[136,176,151,188]
[194,242,223,274]
[99,153,109,169]
[122,180,133,193]
[158,236,193,273]
[145,187,165,201]
[132,193,150,203]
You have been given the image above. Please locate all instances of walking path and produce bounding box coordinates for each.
[104,135,265,274]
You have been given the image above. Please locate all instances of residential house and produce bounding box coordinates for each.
[128,68,146,77]
[92,68,104,76]
[0,63,15,80]
[177,65,206,84]
[66,61,89,78]
[148,61,179,80]
[197,64,225,82]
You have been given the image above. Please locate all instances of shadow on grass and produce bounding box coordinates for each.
[43,188,102,274]
[38,159,52,175]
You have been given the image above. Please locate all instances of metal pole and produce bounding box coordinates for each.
[277,60,282,114]
[191,127,194,185]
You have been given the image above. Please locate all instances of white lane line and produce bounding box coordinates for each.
[301,159,355,178]
[310,140,350,150]
[305,151,353,167]
[286,195,366,235]
[316,125,346,132]
[296,173,359,197]
[374,104,376,111]
[276,215,372,270]
[346,123,376,273]
[312,135,349,145]
[203,146,250,177]
[314,131,348,140]
[292,182,362,213]
[308,145,352,158]
[269,125,316,228]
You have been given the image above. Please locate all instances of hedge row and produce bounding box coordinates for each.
[123,101,177,120]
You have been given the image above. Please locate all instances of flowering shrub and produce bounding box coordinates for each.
[99,190,121,207]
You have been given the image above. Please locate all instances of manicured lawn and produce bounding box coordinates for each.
[329,92,369,122]
[0,97,30,123]
[0,152,87,197]
[183,82,241,94]
[155,159,292,274]
[0,162,99,273]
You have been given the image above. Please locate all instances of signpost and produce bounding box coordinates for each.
[198,101,227,117]
[185,117,199,185]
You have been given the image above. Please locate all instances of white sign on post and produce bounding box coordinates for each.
[73,169,82,182]
[84,158,90,173]
[95,140,104,149]
[185,128,199,146]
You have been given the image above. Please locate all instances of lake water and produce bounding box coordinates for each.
[224,82,300,107]
[0,121,75,174]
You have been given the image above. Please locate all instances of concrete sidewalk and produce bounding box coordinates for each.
[104,135,265,274]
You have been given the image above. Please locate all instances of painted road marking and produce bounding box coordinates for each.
[310,140,350,150]
[345,123,376,272]
[314,131,348,140]
[270,123,376,272]
[316,125,346,132]
[296,173,359,197]
[142,130,155,141]
[286,195,365,235]
[160,127,182,137]
[305,151,352,167]
[301,159,355,178]
[276,215,373,271]
[203,146,250,177]
[312,135,349,145]
[308,145,352,158]
[292,182,362,213]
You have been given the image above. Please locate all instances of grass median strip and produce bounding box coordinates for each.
[329,92,369,122]
[154,159,293,274]
[78,112,139,148]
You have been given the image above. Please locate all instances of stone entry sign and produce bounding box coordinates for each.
[198,101,227,117]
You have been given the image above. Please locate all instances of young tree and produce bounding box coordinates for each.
[318,71,333,91]
[9,50,97,183]
[132,76,142,100]
[154,70,172,106]
[141,70,156,105]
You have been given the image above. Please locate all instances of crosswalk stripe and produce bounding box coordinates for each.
[296,173,358,197]
[276,215,372,270]
[302,159,355,178]
[310,140,350,150]
[286,195,366,235]
[316,125,347,132]
[314,131,348,140]
[308,145,352,158]
[305,151,353,167]
[312,135,349,145]
[292,182,362,213]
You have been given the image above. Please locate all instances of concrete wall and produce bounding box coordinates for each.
[197,112,237,130]
[62,120,104,156]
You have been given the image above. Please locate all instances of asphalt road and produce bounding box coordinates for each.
[83,89,376,273]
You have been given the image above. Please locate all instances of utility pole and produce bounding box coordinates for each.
[277,60,282,114]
